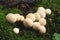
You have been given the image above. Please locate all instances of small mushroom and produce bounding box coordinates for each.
[20,15,24,21]
[38,26,46,34]
[26,13,35,21]
[13,28,19,34]
[38,11,46,18]
[39,18,46,26]
[6,13,17,23]
[14,13,21,21]
[32,22,41,30]
[34,13,41,21]
[23,18,33,27]
[37,7,45,13]
[45,9,51,15]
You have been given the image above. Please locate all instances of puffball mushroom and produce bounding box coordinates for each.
[15,14,24,22]
[32,22,41,30]
[6,13,17,23]
[20,15,24,21]
[39,18,46,26]
[23,18,33,27]
[14,14,21,21]
[45,9,51,15]
[37,7,45,13]
[13,28,19,34]
[38,26,46,34]
[38,11,46,18]
[34,13,41,21]
[26,13,35,21]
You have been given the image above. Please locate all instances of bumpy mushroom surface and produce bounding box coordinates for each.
[38,26,46,33]
[34,13,41,21]
[14,14,21,21]
[26,13,35,21]
[6,13,17,23]
[39,18,46,26]
[45,9,51,15]
[23,18,33,27]
[36,7,46,18]
[38,11,46,18]
[37,7,45,13]
[32,22,41,30]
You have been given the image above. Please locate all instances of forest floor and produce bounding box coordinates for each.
[0,0,60,40]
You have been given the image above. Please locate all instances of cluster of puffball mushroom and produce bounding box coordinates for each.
[6,7,51,34]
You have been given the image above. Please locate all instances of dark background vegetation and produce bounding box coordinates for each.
[0,0,60,40]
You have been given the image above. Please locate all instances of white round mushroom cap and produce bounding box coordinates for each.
[20,15,24,21]
[23,18,33,27]
[34,13,41,21]
[45,9,51,15]
[37,7,45,13]
[26,13,35,21]
[13,28,19,34]
[6,13,17,23]
[39,18,46,26]
[32,22,41,30]
[38,26,46,33]
[38,11,46,18]
[14,14,21,21]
